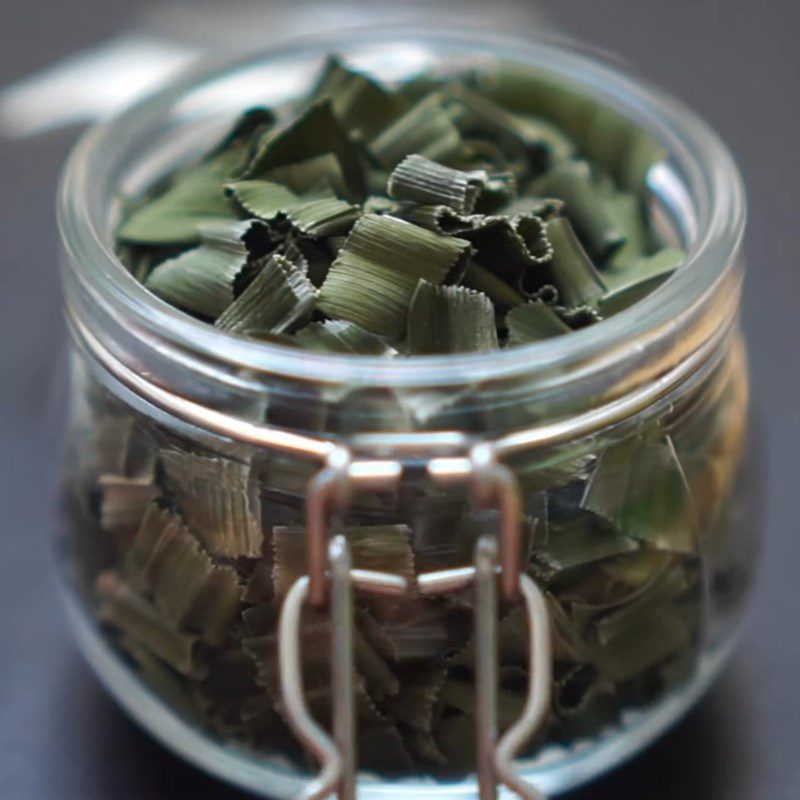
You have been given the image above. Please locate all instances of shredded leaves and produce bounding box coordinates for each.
[120,54,680,355]
[94,53,718,777]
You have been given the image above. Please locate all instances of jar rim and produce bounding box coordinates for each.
[58,27,745,390]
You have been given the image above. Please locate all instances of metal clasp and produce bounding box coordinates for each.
[277,442,551,799]
[279,535,408,800]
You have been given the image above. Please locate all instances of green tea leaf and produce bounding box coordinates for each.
[317,214,472,336]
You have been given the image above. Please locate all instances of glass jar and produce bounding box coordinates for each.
[56,29,755,799]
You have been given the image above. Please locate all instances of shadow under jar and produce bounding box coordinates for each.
[56,29,756,800]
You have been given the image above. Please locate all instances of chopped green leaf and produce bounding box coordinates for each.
[406,279,498,354]
[317,214,472,336]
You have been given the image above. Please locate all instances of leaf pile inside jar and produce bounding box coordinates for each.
[71,54,726,777]
[118,55,684,351]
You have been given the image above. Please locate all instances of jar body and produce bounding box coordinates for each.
[58,327,757,794]
[55,30,754,798]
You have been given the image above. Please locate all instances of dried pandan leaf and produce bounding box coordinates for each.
[123,503,242,644]
[317,213,472,337]
[122,636,201,721]
[589,607,694,684]
[242,558,274,605]
[118,108,273,246]
[294,320,397,356]
[388,154,489,214]
[440,678,525,730]
[370,93,462,168]
[531,512,639,584]
[272,524,414,597]
[243,99,366,198]
[160,451,263,558]
[401,727,449,767]
[98,475,159,540]
[582,434,699,554]
[226,180,360,237]
[264,153,349,197]
[532,160,626,262]
[552,664,618,739]
[384,667,447,732]
[506,300,570,344]
[358,603,467,663]
[311,55,409,141]
[406,279,498,354]
[544,216,606,308]
[433,713,475,770]
[96,571,206,678]
[214,253,316,337]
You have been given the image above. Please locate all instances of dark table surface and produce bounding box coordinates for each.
[1,1,798,798]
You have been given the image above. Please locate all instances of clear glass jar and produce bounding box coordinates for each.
[56,29,755,799]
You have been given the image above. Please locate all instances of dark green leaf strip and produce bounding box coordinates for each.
[317,214,472,336]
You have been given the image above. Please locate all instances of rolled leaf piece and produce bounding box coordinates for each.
[544,217,606,308]
[161,451,263,558]
[506,300,571,344]
[532,160,626,261]
[294,320,397,356]
[118,108,273,246]
[144,220,272,319]
[243,99,365,198]
[317,214,472,336]
[226,180,360,237]
[215,253,316,337]
[370,93,462,169]
[406,279,498,354]
[311,55,409,140]
[388,154,487,215]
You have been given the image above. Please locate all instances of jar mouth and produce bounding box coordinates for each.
[58,27,745,390]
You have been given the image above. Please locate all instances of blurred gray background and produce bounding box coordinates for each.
[0,1,797,798]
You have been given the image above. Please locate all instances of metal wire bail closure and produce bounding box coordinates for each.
[281,441,551,799]
[278,535,407,800]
